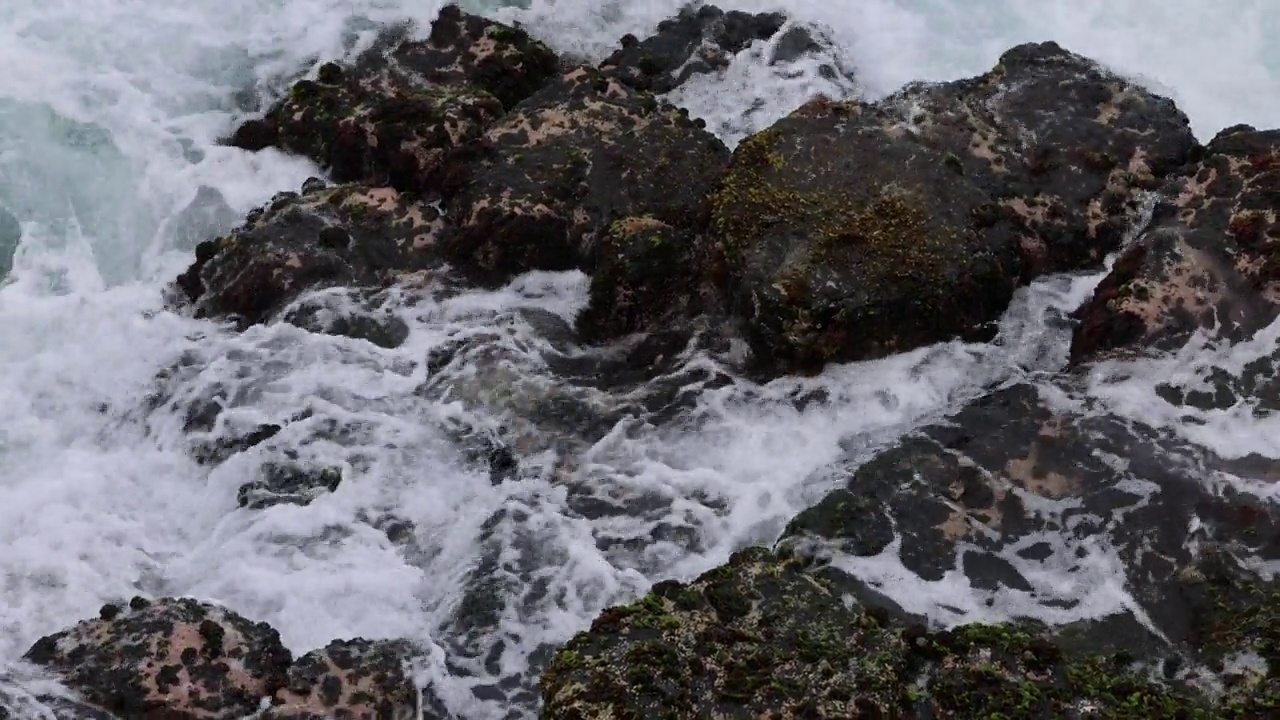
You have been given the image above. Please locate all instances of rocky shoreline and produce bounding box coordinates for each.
[5,3,1278,719]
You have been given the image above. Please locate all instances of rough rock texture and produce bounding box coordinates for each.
[544,384,1280,716]
[541,546,1275,719]
[282,288,411,349]
[175,184,447,327]
[574,216,721,341]
[236,462,344,510]
[1071,125,1280,364]
[600,3,787,93]
[23,597,293,719]
[712,41,1196,375]
[440,64,730,286]
[266,639,422,719]
[229,6,558,194]
[20,600,436,720]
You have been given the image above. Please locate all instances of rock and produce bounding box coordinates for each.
[574,216,720,341]
[439,65,730,286]
[23,597,293,719]
[266,638,424,719]
[175,184,447,327]
[283,288,411,349]
[1071,125,1280,364]
[599,4,787,93]
[779,383,1280,664]
[168,185,240,252]
[228,6,558,193]
[0,205,19,281]
[712,41,1196,375]
[540,546,1257,718]
[236,462,344,510]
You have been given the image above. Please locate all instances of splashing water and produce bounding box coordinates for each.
[1,0,1278,716]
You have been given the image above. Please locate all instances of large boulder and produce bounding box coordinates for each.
[228,5,559,193]
[540,546,1262,719]
[544,381,1280,717]
[439,65,730,286]
[20,598,434,719]
[1071,125,1280,364]
[711,41,1196,375]
[175,183,447,327]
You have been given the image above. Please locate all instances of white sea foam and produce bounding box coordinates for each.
[0,0,1278,716]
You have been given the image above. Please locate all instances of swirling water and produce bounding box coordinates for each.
[0,0,1278,717]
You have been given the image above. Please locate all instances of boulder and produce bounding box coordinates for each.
[228,5,559,193]
[439,65,730,286]
[711,41,1196,375]
[540,546,1266,719]
[1071,125,1280,364]
[21,599,436,720]
[23,597,293,719]
[175,184,447,327]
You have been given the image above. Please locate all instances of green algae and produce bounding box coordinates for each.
[541,546,1277,719]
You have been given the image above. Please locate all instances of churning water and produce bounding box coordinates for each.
[1,0,1278,717]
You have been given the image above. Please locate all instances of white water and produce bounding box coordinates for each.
[1,0,1278,717]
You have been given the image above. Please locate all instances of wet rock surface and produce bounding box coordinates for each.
[544,380,1280,717]
[711,41,1195,375]
[1072,125,1280,364]
[440,64,729,286]
[12,599,436,720]
[176,183,448,327]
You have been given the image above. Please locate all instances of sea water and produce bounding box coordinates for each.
[0,0,1277,717]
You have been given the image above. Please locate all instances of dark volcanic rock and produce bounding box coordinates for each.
[574,215,721,341]
[236,462,344,510]
[712,41,1195,375]
[283,288,411,348]
[266,638,424,719]
[229,5,558,192]
[24,597,293,719]
[21,600,437,720]
[600,4,787,93]
[175,184,447,326]
[440,65,730,286]
[540,546,1274,718]
[1071,125,1280,364]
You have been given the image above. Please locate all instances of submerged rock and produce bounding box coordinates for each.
[175,184,447,327]
[440,64,729,286]
[0,205,19,281]
[1071,125,1280,364]
[22,599,436,720]
[711,41,1196,375]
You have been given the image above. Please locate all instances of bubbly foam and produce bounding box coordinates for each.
[1,0,1278,717]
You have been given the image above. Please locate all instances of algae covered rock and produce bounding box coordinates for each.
[441,65,730,286]
[229,4,558,193]
[175,184,447,326]
[1071,125,1280,364]
[540,547,1237,719]
[266,638,425,719]
[712,41,1196,375]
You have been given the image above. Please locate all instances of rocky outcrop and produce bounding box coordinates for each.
[710,41,1196,375]
[0,205,21,281]
[16,597,430,719]
[228,6,558,194]
[176,183,446,327]
[440,64,729,286]
[1071,125,1280,364]
[543,383,1280,718]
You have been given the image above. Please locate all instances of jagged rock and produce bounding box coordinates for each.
[439,64,729,286]
[23,597,293,719]
[236,462,343,510]
[168,185,241,252]
[229,5,558,194]
[0,205,20,281]
[283,288,411,349]
[540,546,1275,718]
[266,639,425,719]
[710,41,1196,375]
[175,184,447,327]
[1071,125,1280,364]
[600,4,787,93]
